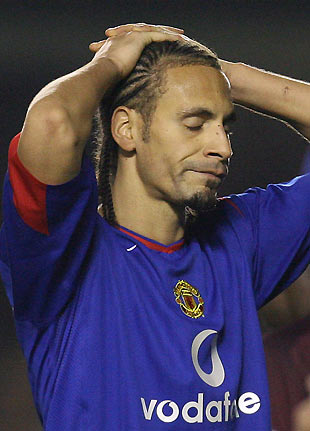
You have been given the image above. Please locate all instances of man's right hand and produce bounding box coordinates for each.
[89,23,184,80]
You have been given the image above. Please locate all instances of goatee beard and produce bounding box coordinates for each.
[183,189,218,213]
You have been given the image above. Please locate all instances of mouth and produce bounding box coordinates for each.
[188,170,227,183]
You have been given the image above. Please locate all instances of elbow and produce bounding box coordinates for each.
[26,101,78,147]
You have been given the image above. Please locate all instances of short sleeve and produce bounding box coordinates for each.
[231,174,310,308]
[0,133,98,325]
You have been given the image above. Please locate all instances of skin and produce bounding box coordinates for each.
[17,22,310,241]
[292,376,310,431]
[111,65,234,245]
[17,25,184,185]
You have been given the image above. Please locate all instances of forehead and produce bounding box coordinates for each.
[155,65,232,116]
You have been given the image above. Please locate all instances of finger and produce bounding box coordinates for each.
[89,40,106,52]
[105,23,145,36]
[140,30,184,44]
[105,23,183,36]
[124,23,184,33]
[159,25,184,33]
[90,26,184,53]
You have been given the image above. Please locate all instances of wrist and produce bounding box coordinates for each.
[88,56,123,97]
[219,61,244,102]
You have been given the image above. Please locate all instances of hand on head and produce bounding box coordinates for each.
[88,23,185,79]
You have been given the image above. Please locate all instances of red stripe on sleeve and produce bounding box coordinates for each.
[8,133,49,235]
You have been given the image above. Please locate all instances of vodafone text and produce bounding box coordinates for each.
[141,391,261,423]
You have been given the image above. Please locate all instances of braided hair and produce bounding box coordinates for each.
[93,39,221,226]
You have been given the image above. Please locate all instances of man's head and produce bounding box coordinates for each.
[95,40,234,225]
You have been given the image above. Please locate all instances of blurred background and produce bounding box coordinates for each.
[1,1,310,430]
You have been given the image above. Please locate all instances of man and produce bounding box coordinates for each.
[0,23,310,430]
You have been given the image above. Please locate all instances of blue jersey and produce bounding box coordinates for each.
[1,133,310,430]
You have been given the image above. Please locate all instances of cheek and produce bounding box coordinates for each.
[137,149,171,182]
[136,122,190,186]
[135,146,182,196]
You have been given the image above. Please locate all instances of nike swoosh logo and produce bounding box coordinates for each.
[126,245,137,252]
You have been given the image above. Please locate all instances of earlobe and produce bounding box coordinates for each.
[111,107,136,152]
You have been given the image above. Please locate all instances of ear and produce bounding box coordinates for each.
[111,106,136,152]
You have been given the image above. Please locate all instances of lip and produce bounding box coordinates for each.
[189,170,227,180]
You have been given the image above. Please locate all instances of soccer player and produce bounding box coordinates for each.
[1,23,310,430]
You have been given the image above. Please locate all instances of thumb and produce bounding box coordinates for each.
[89,40,106,52]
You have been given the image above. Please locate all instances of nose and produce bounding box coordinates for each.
[202,123,233,161]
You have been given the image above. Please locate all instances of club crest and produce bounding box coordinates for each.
[174,280,204,319]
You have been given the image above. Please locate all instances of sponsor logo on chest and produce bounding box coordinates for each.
[140,280,261,424]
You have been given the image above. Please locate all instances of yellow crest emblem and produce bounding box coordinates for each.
[174,280,204,319]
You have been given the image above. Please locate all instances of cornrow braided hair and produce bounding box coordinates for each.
[93,39,221,226]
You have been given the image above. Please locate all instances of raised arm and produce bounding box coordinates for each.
[17,24,184,185]
[222,60,310,141]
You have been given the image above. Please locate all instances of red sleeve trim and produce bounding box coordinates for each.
[8,133,49,235]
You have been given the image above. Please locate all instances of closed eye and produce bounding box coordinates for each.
[186,125,234,136]
[186,125,203,131]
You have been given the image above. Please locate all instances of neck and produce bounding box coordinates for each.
[111,168,185,246]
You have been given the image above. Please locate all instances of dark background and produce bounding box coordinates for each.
[1,1,309,429]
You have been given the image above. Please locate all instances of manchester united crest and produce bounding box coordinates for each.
[174,280,204,319]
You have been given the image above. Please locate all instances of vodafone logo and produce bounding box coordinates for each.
[140,329,261,424]
[191,329,225,387]
[141,391,261,423]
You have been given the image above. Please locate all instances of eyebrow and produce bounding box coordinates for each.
[177,108,237,124]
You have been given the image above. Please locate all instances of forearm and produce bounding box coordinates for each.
[223,61,310,140]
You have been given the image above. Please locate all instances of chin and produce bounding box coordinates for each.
[183,189,218,212]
